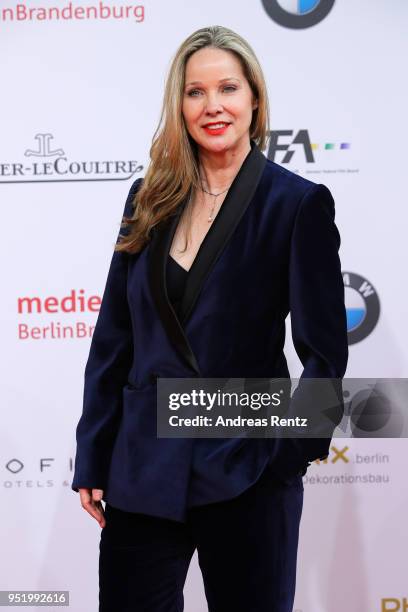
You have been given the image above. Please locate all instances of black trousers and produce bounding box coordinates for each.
[99,467,304,612]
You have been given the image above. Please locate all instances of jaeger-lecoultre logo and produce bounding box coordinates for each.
[0,133,143,184]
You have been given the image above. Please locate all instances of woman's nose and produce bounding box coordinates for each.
[204,92,223,114]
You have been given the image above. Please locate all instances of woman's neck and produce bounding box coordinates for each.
[198,138,251,192]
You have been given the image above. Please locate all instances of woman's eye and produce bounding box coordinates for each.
[186,85,237,97]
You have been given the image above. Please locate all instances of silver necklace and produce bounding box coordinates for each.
[200,181,231,222]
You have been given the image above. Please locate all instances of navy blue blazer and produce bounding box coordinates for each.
[72,140,348,522]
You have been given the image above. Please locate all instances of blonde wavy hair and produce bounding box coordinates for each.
[116,25,270,254]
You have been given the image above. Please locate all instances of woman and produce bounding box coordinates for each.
[72,25,348,611]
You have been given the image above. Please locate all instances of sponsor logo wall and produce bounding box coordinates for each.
[1,1,407,610]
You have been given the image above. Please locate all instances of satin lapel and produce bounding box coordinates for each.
[148,139,267,375]
[148,204,201,375]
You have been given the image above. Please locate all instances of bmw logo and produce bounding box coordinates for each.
[344,272,380,345]
[261,0,335,29]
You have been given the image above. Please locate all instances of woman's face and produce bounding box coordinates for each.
[182,46,258,155]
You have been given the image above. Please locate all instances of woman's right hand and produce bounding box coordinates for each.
[78,488,106,528]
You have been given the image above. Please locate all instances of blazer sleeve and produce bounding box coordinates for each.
[71,178,142,492]
[288,182,349,470]
[268,183,348,482]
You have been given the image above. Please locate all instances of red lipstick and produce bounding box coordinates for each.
[202,122,231,136]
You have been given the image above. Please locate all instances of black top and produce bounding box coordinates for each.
[166,254,188,318]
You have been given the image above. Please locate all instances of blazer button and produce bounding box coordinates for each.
[149,373,158,383]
